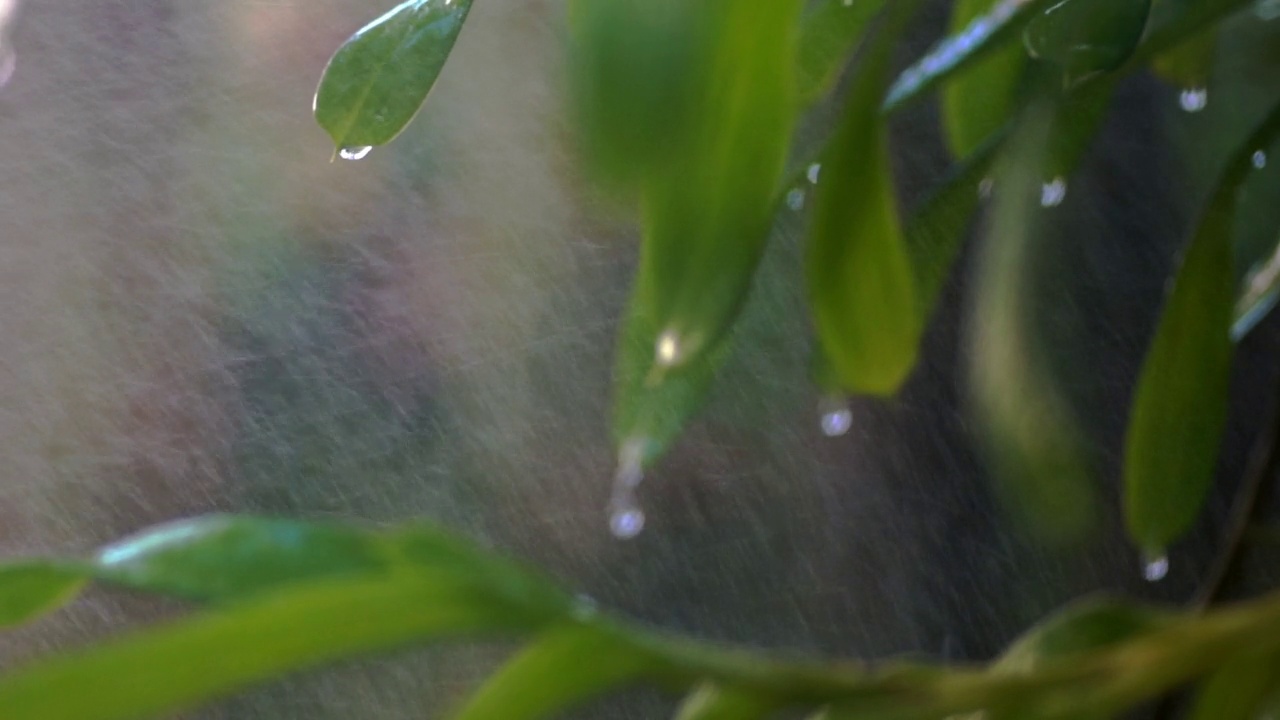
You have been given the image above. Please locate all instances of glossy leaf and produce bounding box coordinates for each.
[0,575,525,720]
[1023,0,1153,88]
[796,0,884,106]
[450,627,655,720]
[884,0,1055,113]
[567,0,710,186]
[633,0,802,374]
[1234,232,1280,340]
[1124,98,1280,555]
[1187,654,1280,720]
[969,99,1097,544]
[942,0,1026,158]
[314,0,473,153]
[0,563,87,630]
[807,4,923,395]
[674,684,776,720]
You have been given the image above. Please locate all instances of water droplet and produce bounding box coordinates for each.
[1040,177,1068,208]
[608,438,648,540]
[819,396,852,437]
[609,506,645,539]
[978,177,995,200]
[842,0,853,6]
[786,188,806,211]
[1179,87,1208,113]
[1143,553,1169,582]
[1256,0,1280,21]
[807,162,822,184]
[338,145,373,161]
[655,331,682,367]
[1253,150,1268,169]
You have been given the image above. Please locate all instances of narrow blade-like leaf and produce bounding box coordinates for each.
[451,626,655,720]
[1187,654,1280,720]
[1234,232,1280,340]
[942,0,1026,159]
[796,0,884,106]
[0,563,87,630]
[1124,97,1280,555]
[314,0,473,153]
[807,4,923,395]
[674,683,776,720]
[1022,0,1153,87]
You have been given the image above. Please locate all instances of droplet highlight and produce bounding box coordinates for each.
[1179,87,1208,113]
[807,162,822,184]
[819,396,852,438]
[655,331,682,367]
[1143,553,1169,582]
[1253,150,1268,170]
[1040,177,1068,208]
[338,145,373,161]
[978,177,995,200]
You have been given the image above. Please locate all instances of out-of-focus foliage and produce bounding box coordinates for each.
[5,515,1280,720]
[3,0,1280,717]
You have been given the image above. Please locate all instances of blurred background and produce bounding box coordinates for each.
[0,1,1278,718]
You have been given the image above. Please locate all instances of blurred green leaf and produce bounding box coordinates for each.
[633,0,802,373]
[796,0,884,106]
[0,574,528,720]
[451,626,655,720]
[92,515,389,602]
[1023,0,1153,87]
[674,683,775,720]
[1150,24,1216,89]
[1187,654,1280,720]
[969,98,1098,545]
[1124,97,1280,556]
[942,0,1026,158]
[1136,0,1256,65]
[0,563,87,630]
[884,0,1053,113]
[567,0,710,186]
[1234,231,1280,340]
[313,0,473,154]
[807,5,923,395]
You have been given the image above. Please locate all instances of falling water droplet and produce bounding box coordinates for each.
[655,331,682,367]
[978,177,995,200]
[819,396,853,438]
[608,438,648,540]
[1143,553,1169,582]
[1040,177,1068,208]
[572,593,599,620]
[1179,87,1208,113]
[786,187,806,211]
[338,145,373,161]
[1253,150,1268,169]
[807,162,822,184]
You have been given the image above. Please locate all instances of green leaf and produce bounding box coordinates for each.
[610,0,802,471]
[567,0,710,186]
[0,563,87,630]
[674,684,776,720]
[450,626,655,720]
[1123,97,1280,556]
[806,5,923,395]
[1187,654,1280,720]
[796,0,884,106]
[1150,24,1216,90]
[884,0,1055,113]
[1234,231,1280,340]
[942,0,1026,158]
[1023,0,1153,87]
[0,575,527,720]
[634,0,803,374]
[969,98,1098,544]
[313,0,473,154]
[92,515,390,602]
